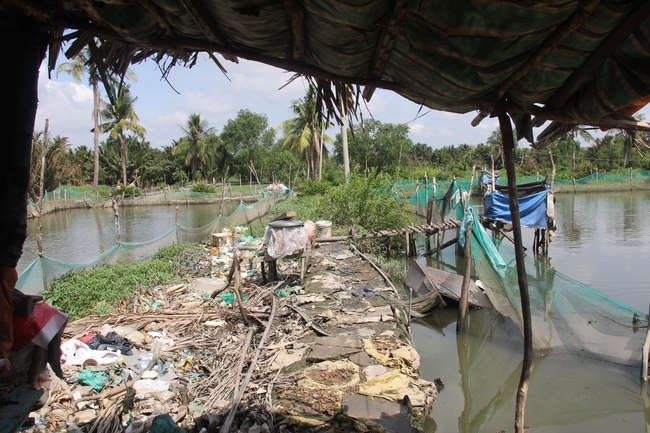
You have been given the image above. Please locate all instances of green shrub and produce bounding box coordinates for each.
[297,179,332,196]
[270,194,326,223]
[325,172,413,233]
[45,260,180,320]
[153,243,204,262]
[191,181,217,193]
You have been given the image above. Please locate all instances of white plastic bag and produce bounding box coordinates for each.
[263,222,309,259]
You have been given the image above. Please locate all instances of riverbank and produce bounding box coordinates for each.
[26,194,263,219]
[28,241,436,432]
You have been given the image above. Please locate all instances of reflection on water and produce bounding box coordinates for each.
[414,309,649,433]
[414,190,650,432]
[552,191,650,308]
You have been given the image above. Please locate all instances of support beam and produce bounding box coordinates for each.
[283,0,306,61]
[495,107,533,433]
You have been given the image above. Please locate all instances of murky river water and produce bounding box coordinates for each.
[15,191,650,431]
[415,190,650,432]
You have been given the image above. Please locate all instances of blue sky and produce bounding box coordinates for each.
[35,53,649,151]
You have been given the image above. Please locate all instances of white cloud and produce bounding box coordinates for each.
[36,69,95,148]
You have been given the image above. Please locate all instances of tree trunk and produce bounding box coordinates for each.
[120,134,128,186]
[92,74,100,195]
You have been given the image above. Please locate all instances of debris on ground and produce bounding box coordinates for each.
[20,233,437,433]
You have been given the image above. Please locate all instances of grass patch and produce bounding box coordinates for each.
[44,243,202,320]
[153,242,204,262]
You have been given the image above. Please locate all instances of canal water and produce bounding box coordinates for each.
[15,191,650,431]
[415,190,650,432]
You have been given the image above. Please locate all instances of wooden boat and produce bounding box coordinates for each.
[405,261,491,311]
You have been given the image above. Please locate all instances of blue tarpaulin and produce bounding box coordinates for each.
[479,171,499,186]
[484,189,550,228]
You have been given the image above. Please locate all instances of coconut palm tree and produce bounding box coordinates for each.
[57,48,103,195]
[99,84,146,186]
[173,114,217,181]
[30,131,76,202]
[278,86,331,180]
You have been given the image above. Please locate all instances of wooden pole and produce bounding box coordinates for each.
[549,151,556,189]
[642,302,650,381]
[457,220,473,333]
[491,156,496,193]
[405,231,411,258]
[230,233,250,326]
[468,165,476,197]
[497,109,532,433]
[112,199,121,244]
[36,119,49,256]
[175,205,180,244]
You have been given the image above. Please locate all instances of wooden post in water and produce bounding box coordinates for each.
[468,165,476,197]
[549,151,556,190]
[631,168,634,191]
[457,219,473,333]
[175,206,180,244]
[641,303,650,381]
[405,230,411,258]
[496,107,532,433]
[112,199,121,244]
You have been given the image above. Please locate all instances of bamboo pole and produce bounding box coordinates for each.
[549,151,556,189]
[641,302,650,381]
[457,219,473,333]
[112,199,121,244]
[497,109,532,433]
[36,119,49,256]
[468,165,476,197]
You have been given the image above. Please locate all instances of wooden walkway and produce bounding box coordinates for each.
[313,219,461,243]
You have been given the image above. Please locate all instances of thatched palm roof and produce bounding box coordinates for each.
[4,0,650,146]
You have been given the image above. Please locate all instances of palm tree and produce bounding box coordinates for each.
[99,84,146,186]
[278,86,331,180]
[57,48,103,195]
[30,131,76,202]
[173,114,217,181]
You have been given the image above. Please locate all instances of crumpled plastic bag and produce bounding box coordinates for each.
[149,414,186,433]
[303,220,316,243]
[61,339,121,366]
[77,369,109,391]
[263,225,309,259]
[88,331,135,356]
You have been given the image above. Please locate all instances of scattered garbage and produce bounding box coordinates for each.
[21,231,437,433]
[87,331,135,356]
[76,369,109,391]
